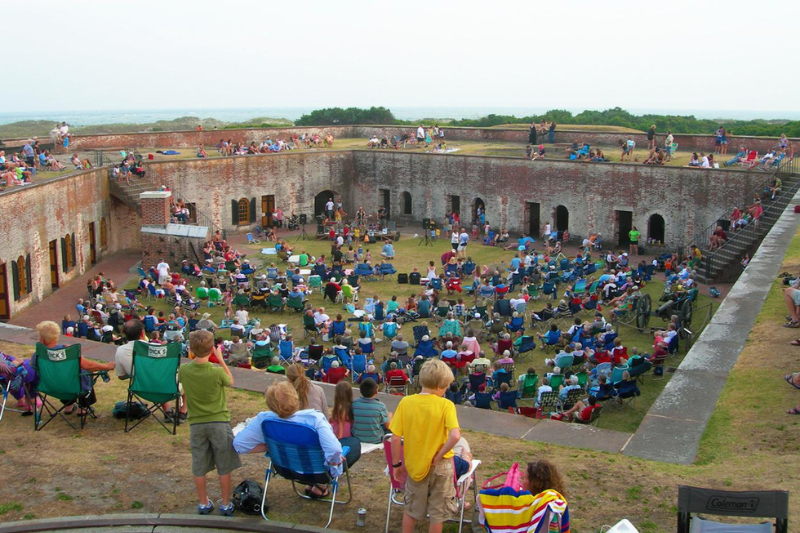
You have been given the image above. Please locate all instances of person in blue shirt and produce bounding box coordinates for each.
[440,341,458,365]
[380,240,395,259]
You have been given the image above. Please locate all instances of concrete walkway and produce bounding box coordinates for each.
[623,187,800,464]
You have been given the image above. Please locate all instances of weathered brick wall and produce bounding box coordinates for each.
[140,151,357,233]
[14,126,786,155]
[141,234,208,270]
[351,151,764,250]
[0,168,120,317]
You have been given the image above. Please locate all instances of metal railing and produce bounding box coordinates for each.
[696,155,797,250]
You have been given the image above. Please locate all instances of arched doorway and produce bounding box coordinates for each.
[555,205,569,233]
[314,190,337,220]
[402,192,412,215]
[473,198,486,224]
[649,214,666,244]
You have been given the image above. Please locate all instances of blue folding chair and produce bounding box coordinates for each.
[506,316,525,333]
[383,321,398,340]
[414,339,438,358]
[334,346,351,369]
[260,418,352,528]
[359,340,374,355]
[517,335,535,355]
[330,320,346,338]
[350,354,367,382]
[429,278,443,291]
[279,340,294,364]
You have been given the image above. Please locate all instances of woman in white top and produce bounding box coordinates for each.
[426,261,437,280]
[451,230,459,251]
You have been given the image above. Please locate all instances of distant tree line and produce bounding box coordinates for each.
[296,106,800,137]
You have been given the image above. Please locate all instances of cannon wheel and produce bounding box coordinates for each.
[636,293,652,332]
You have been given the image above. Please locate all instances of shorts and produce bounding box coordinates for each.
[666,147,672,155]
[25,156,34,166]
[405,460,458,523]
[457,244,467,252]
[190,422,242,477]
[791,289,800,307]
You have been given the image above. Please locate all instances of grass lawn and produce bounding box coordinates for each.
[491,124,644,134]
[123,235,715,434]
[0,227,796,531]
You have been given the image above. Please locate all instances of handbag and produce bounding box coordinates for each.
[233,479,266,515]
[481,461,522,491]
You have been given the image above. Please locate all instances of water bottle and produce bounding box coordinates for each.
[100,371,110,383]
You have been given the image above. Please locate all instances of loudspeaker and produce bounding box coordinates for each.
[368,234,377,243]
[299,214,308,224]
[409,272,421,285]
[317,225,325,234]
[397,273,408,284]
[423,218,432,230]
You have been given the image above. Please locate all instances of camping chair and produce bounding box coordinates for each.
[334,346,351,369]
[125,341,182,435]
[515,335,535,356]
[560,388,583,411]
[494,371,513,390]
[350,354,367,382]
[259,418,352,529]
[278,340,295,364]
[383,434,480,533]
[252,343,274,369]
[308,275,322,293]
[268,293,285,312]
[497,390,518,410]
[0,375,24,422]
[537,390,560,418]
[677,485,788,533]
[287,295,305,312]
[626,356,652,383]
[33,343,104,431]
[519,372,539,400]
[506,315,525,333]
[548,374,564,390]
[609,365,628,384]
[414,339,438,358]
[384,375,409,396]
[434,303,452,325]
[474,391,493,409]
[382,321,398,341]
[614,378,640,410]
[247,233,260,245]
[303,314,320,338]
[412,325,430,345]
[650,352,667,380]
[554,354,574,372]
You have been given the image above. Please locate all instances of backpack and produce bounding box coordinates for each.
[233,479,266,515]
[709,287,721,298]
[111,401,148,420]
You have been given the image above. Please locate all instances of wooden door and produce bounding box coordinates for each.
[49,239,59,289]
[88,222,97,265]
[0,263,9,320]
[261,195,275,228]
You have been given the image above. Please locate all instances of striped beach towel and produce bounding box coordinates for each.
[478,487,570,533]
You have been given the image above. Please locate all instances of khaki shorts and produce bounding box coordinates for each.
[405,459,458,523]
[190,422,242,477]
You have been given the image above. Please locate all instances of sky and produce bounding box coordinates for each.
[5,0,800,115]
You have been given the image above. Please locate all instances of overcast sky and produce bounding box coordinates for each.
[6,0,799,115]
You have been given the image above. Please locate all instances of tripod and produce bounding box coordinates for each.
[296,222,311,241]
[418,229,433,247]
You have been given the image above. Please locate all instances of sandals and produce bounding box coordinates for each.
[791,340,800,346]
[786,374,800,390]
[784,321,800,328]
[788,408,800,415]
[305,485,331,499]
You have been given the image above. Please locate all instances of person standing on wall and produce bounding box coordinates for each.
[629,226,641,256]
[416,124,425,145]
[647,125,656,150]
[664,131,674,162]
[548,120,557,144]
[528,122,537,145]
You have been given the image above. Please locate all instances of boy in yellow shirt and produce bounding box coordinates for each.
[389,359,460,533]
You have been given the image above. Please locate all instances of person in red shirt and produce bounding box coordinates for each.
[385,362,409,385]
[322,360,349,384]
[561,395,601,422]
[594,348,611,365]
[709,225,728,251]
[648,341,668,363]
[610,338,628,365]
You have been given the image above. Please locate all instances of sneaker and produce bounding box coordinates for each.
[198,499,214,515]
[219,502,235,517]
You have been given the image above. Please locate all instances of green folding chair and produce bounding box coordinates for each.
[252,343,274,370]
[126,341,182,435]
[287,295,305,312]
[33,343,103,431]
[519,372,539,400]
[268,293,285,313]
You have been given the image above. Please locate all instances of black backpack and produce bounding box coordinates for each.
[233,479,266,515]
[111,401,148,420]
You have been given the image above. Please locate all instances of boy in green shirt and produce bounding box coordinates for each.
[179,330,241,516]
[390,359,460,533]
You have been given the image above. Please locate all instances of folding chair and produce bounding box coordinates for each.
[560,388,584,411]
[33,343,104,431]
[537,390,560,418]
[383,434,480,533]
[268,293,285,313]
[125,341,182,435]
[246,232,261,244]
[515,335,535,356]
[412,325,430,345]
[575,405,603,427]
[278,340,295,364]
[303,314,320,338]
[677,485,788,533]
[252,343,274,369]
[287,295,305,312]
[384,375,409,396]
[548,374,564,390]
[350,354,367,382]
[382,321,398,341]
[259,418,352,529]
[519,372,539,400]
[0,376,24,422]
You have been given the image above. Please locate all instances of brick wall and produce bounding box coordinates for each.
[141,233,208,270]
[0,168,121,317]
[8,126,787,155]
[140,191,172,225]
